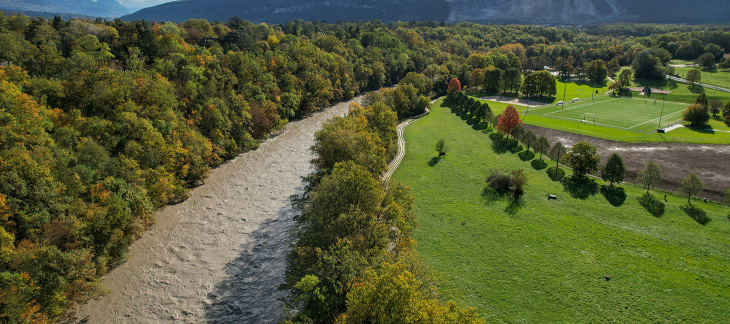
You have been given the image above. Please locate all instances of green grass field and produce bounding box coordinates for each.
[526,95,687,133]
[675,67,730,90]
[392,98,730,322]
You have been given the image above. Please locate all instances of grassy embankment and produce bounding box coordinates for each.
[391,98,730,322]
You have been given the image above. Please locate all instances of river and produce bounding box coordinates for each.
[73,97,359,323]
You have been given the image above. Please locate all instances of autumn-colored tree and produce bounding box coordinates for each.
[496,105,522,136]
[447,77,461,95]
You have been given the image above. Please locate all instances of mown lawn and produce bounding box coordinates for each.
[675,67,730,90]
[391,98,730,323]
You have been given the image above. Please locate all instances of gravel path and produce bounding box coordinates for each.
[382,104,432,184]
[72,97,360,323]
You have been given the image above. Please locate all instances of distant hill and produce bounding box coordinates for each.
[123,0,451,24]
[0,0,129,18]
[123,0,730,25]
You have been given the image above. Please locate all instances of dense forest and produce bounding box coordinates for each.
[0,9,729,321]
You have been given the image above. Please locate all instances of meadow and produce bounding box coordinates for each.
[674,66,730,90]
[391,98,730,322]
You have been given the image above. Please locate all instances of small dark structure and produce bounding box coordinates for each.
[605,275,611,281]
[548,195,558,200]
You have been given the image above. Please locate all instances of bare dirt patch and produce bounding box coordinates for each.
[525,125,730,202]
[479,95,548,107]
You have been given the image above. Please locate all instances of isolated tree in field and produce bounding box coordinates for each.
[496,105,522,136]
[720,59,730,72]
[695,92,708,108]
[618,69,632,88]
[586,59,608,86]
[601,153,625,187]
[723,101,730,119]
[549,142,567,169]
[521,131,537,152]
[686,69,701,86]
[697,53,715,70]
[534,136,550,160]
[637,161,662,194]
[435,139,446,156]
[679,173,705,205]
[709,99,723,117]
[447,78,461,95]
[511,124,525,141]
[564,142,600,178]
[683,103,710,126]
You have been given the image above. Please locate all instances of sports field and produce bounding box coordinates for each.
[525,95,687,133]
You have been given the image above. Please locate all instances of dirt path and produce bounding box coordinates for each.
[525,125,730,201]
[382,103,433,184]
[479,95,548,108]
[72,97,360,323]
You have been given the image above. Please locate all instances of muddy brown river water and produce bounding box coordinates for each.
[73,97,359,323]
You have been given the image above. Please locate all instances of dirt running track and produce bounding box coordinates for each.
[525,125,730,202]
[72,97,359,323]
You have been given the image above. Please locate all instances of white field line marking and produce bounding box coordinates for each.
[628,109,685,129]
[544,98,617,116]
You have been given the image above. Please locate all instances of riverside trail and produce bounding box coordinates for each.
[73,96,361,323]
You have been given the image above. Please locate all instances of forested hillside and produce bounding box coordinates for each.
[0,10,728,321]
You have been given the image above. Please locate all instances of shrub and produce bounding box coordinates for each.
[684,103,709,126]
[518,150,535,161]
[486,169,527,198]
[531,159,548,170]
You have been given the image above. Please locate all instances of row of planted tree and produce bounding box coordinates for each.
[0,10,728,321]
[281,92,483,323]
[447,90,725,219]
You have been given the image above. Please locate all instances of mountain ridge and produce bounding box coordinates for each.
[123,0,730,25]
[0,0,129,17]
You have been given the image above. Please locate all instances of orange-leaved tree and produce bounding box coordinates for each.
[496,105,522,136]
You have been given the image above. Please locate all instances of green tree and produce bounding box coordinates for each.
[719,59,730,72]
[311,115,386,176]
[521,131,537,152]
[564,142,600,178]
[631,49,665,79]
[697,53,715,70]
[618,69,632,88]
[548,142,567,169]
[601,153,625,187]
[511,124,525,141]
[686,69,701,86]
[435,139,446,156]
[709,99,723,117]
[637,161,662,194]
[483,67,503,93]
[534,136,550,160]
[586,59,607,86]
[683,103,710,126]
[695,92,708,108]
[678,173,705,205]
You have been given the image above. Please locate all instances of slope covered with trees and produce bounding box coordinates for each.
[0,10,729,321]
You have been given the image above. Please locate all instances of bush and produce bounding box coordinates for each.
[488,132,504,141]
[518,150,535,161]
[531,159,548,170]
[486,169,527,199]
[683,103,710,126]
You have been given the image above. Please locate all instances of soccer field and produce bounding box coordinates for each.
[525,95,688,133]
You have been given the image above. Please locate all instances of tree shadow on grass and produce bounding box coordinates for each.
[518,150,535,161]
[683,125,715,134]
[637,193,665,217]
[428,156,442,167]
[680,204,710,225]
[505,196,524,215]
[561,176,599,200]
[481,186,499,205]
[546,167,565,181]
[531,159,548,170]
[600,185,626,207]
